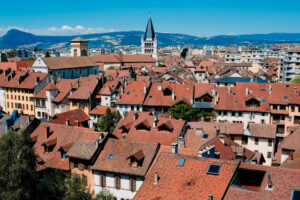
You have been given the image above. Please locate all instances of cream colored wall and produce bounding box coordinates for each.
[5,88,35,115]
[72,168,94,195]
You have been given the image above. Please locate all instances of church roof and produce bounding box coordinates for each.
[144,16,156,41]
[71,37,87,43]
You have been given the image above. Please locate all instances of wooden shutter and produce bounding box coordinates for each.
[100,173,106,187]
[130,177,136,192]
[115,175,120,189]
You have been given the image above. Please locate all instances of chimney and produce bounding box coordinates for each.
[144,83,147,93]
[227,86,231,94]
[65,119,69,126]
[44,126,50,139]
[77,79,80,88]
[154,172,159,185]
[269,84,272,95]
[267,174,273,189]
[35,76,40,84]
[212,87,216,97]
[208,194,213,200]
[172,90,175,101]
[246,87,249,96]
[153,115,158,129]
[171,143,178,154]
[157,84,162,91]
[70,83,73,89]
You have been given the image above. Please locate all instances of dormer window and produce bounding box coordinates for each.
[135,120,151,131]
[128,150,145,168]
[245,97,260,109]
[158,121,173,132]
[163,87,172,96]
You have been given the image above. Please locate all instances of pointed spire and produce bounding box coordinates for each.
[144,15,156,41]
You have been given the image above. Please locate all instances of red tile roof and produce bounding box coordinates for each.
[116,81,148,105]
[89,106,116,115]
[144,82,194,107]
[30,122,100,171]
[224,163,300,200]
[113,112,186,146]
[92,138,159,176]
[68,75,100,100]
[43,57,97,69]
[4,71,48,89]
[48,109,89,127]
[134,152,239,200]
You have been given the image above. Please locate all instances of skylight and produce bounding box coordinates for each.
[260,87,265,91]
[108,154,114,160]
[126,91,130,95]
[177,158,185,167]
[284,96,289,100]
[207,163,221,175]
[291,189,300,200]
[202,134,209,139]
[262,99,267,103]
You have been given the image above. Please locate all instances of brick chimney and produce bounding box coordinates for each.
[44,126,50,139]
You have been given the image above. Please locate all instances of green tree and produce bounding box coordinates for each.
[96,108,122,133]
[1,54,8,62]
[291,76,300,83]
[93,189,115,200]
[45,51,51,57]
[0,130,38,200]
[64,175,92,200]
[168,103,197,121]
[36,170,67,200]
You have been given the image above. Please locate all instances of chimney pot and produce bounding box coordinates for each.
[171,143,178,154]
[208,194,213,200]
[154,172,159,185]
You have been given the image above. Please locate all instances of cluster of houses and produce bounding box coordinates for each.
[0,17,300,200]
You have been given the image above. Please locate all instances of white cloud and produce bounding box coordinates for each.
[0,25,117,36]
[76,25,84,30]
[62,25,72,30]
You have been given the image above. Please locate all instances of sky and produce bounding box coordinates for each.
[1,0,300,37]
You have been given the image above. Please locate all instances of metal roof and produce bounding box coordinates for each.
[213,76,268,84]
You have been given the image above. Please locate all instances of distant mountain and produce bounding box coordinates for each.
[0,29,300,50]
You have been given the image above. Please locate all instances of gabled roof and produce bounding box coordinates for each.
[43,57,96,70]
[89,106,116,115]
[30,122,100,171]
[113,112,186,146]
[248,124,276,139]
[92,139,159,176]
[4,71,48,89]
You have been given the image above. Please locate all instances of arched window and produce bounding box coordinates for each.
[74,49,78,57]
[81,49,87,56]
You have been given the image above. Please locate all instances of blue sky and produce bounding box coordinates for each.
[1,0,300,37]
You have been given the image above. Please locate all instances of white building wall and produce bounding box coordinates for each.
[247,137,275,166]
[101,95,111,106]
[0,88,6,112]
[281,149,291,164]
[93,171,143,200]
[31,57,49,73]
[216,111,270,129]
[117,105,143,118]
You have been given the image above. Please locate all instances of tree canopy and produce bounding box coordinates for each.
[45,51,51,57]
[96,108,122,133]
[0,130,38,200]
[291,76,300,83]
[168,103,215,121]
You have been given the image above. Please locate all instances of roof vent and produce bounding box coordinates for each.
[154,172,159,185]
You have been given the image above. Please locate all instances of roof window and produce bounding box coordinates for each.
[207,163,221,175]
[231,168,265,191]
[177,157,185,167]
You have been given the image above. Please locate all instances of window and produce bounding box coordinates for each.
[261,119,265,124]
[7,103,9,108]
[242,136,248,145]
[7,94,9,99]
[292,106,295,112]
[100,173,106,187]
[114,175,121,189]
[129,177,136,192]
[207,163,221,175]
[22,96,24,101]
[268,139,272,147]
[231,169,265,191]
[31,105,33,111]
[232,112,236,116]
[267,152,272,158]
[18,95,20,100]
[239,112,242,117]
[26,96,28,101]
[255,138,259,145]
[26,104,28,110]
